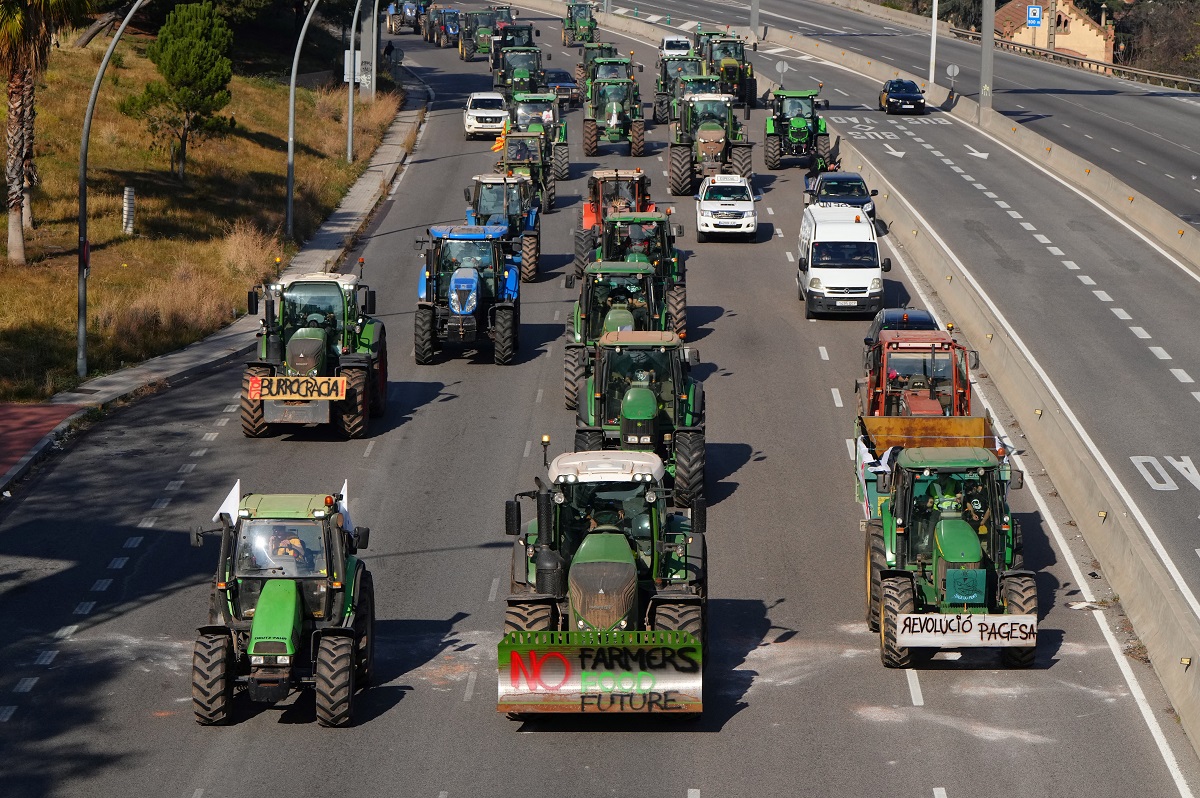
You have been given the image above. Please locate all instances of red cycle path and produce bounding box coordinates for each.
[0,404,84,479]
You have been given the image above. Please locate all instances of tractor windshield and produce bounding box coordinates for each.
[881,347,966,415]
[505,51,539,72]
[507,28,533,46]
[598,82,629,105]
[817,178,869,199]
[443,11,459,25]
[606,221,663,261]
[586,273,652,338]
[596,63,627,80]
[235,519,329,578]
[781,96,813,118]
[691,99,728,125]
[476,181,522,216]
[711,41,744,61]
[556,481,657,557]
[439,239,495,271]
[811,241,878,268]
[666,59,703,77]
[571,5,591,22]
[494,8,514,25]
[473,11,495,28]
[602,179,637,208]
[505,137,540,162]
[905,470,1001,560]
[603,347,677,414]
[515,101,555,127]
[282,282,345,339]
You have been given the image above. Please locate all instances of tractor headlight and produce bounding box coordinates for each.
[626,434,640,444]
[644,490,657,503]
[618,618,628,629]
[277,655,291,665]
[307,368,318,377]
[449,289,478,314]
[808,277,824,291]
[250,655,265,665]
[639,435,651,444]
[869,277,883,291]
[577,618,586,629]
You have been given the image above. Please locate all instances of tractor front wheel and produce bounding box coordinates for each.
[544,177,556,212]
[1001,575,1038,668]
[315,636,356,727]
[414,306,436,365]
[673,430,706,507]
[369,331,388,418]
[564,346,585,410]
[239,365,270,438]
[732,145,753,179]
[654,602,703,637]
[653,95,668,125]
[553,142,569,181]
[192,633,233,726]
[879,576,916,668]
[815,133,831,170]
[582,118,599,157]
[504,602,554,632]
[574,428,604,452]
[494,306,517,365]
[336,367,370,439]
[630,119,645,157]
[865,524,886,632]
[521,233,540,282]
[764,134,782,170]
[354,571,376,687]
[464,41,476,61]
[573,228,594,277]
[744,77,758,109]
[666,282,687,340]
[668,145,693,196]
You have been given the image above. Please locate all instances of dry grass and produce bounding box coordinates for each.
[0,29,403,401]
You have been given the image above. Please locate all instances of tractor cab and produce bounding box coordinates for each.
[860,329,978,417]
[601,216,668,264]
[512,93,559,133]
[578,263,658,340]
[491,4,515,29]
[466,174,534,230]
[502,132,542,167]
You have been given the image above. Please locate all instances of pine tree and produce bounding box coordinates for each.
[120,1,233,180]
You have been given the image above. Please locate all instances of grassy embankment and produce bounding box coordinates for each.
[0,16,404,401]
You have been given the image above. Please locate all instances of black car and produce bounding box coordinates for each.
[544,68,581,108]
[863,307,940,357]
[878,79,926,115]
[805,171,879,220]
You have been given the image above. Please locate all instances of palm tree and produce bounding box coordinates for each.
[0,1,91,265]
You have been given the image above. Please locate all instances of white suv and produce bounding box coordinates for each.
[659,35,692,61]
[694,174,760,242]
[463,91,507,140]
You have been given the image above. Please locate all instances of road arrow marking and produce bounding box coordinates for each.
[965,144,990,159]
[883,143,905,158]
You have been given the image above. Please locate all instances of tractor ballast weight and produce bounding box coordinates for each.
[510,92,570,182]
[191,481,375,727]
[573,168,656,274]
[241,273,387,440]
[854,415,1035,668]
[667,93,753,197]
[498,450,706,715]
[464,173,542,282]
[413,224,521,365]
[855,329,979,417]
[562,2,598,45]
[764,87,832,172]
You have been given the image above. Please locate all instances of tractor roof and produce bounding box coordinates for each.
[513,92,557,101]
[598,330,682,348]
[878,329,957,348]
[239,493,340,519]
[895,447,999,471]
[428,223,507,239]
[504,45,541,53]
[584,260,655,275]
[607,211,669,223]
[549,450,666,484]
[473,173,532,184]
[775,88,822,98]
[594,56,632,63]
[589,168,649,180]
[686,93,736,103]
[281,272,360,289]
[505,131,542,140]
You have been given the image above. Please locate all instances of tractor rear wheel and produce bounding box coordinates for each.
[504,602,553,632]
[815,133,831,169]
[764,134,782,170]
[668,145,693,196]
[369,332,388,418]
[574,429,604,452]
[414,306,436,365]
[239,365,270,438]
[583,118,599,157]
[732,145,753,179]
[1001,575,1038,668]
[354,572,376,687]
[564,347,585,410]
[336,367,370,439]
[745,77,758,109]
[464,40,476,61]
[654,602,703,637]
[630,119,645,157]
[574,64,584,84]
[865,524,886,632]
[879,576,915,668]
[666,283,687,339]
[653,95,668,125]
[545,176,557,212]
[494,306,517,365]
[192,633,233,726]
[315,635,356,727]
[520,233,540,282]
[673,431,706,507]
[553,142,569,181]
[573,228,594,277]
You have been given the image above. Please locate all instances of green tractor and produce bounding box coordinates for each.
[697,33,757,107]
[494,46,550,100]
[855,415,1036,668]
[583,76,646,158]
[574,332,706,506]
[191,481,375,727]
[510,91,570,182]
[496,131,556,211]
[574,41,617,87]
[489,22,539,71]
[582,212,687,337]
[240,273,387,440]
[653,54,705,124]
[460,9,495,61]
[667,93,753,196]
[498,449,706,716]
[563,262,670,409]
[561,1,597,45]
[764,87,832,171]
[670,74,722,123]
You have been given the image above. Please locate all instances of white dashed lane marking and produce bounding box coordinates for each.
[91,579,112,592]
[1130,327,1151,339]
[14,678,38,693]
[1094,290,1113,301]
[1171,369,1194,383]
[1078,276,1096,286]
[1149,347,1172,360]
[73,602,95,616]
[819,346,829,361]
[831,388,843,408]
[125,536,144,547]
[35,650,57,666]
[1112,308,1131,319]
[906,670,924,706]
[109,557,128,569]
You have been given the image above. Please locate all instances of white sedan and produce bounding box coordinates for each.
[694,174,761,242]
[463,91,507,140]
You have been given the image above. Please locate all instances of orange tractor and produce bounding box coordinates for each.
[572,168,656,274]
[856,328,978,417]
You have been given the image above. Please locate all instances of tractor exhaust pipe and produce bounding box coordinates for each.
[533,483,565,598]
[263,291,283,364]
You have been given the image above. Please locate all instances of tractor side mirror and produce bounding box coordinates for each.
[546,52,552,61]
[969,350,980,369]
[354,526,371,549]
[870,189,879,197]
[645,177,651,187]
[875,472,890,492]
[743,104,750,120]
[1008,469,1024,490]
[413,237,427,250]
[685,347,700,366]
[565,274,576,289]
[638,64,644,72]
[191,526,205,548]
[881,257,892,272]
[464,187,471,202]
[363,290,377,315]
[247,290,259,316]
[673,224,684,237]
[752,41,758,51]
[535,28,540,36]
[817,99,830,108]
[505,500,521,535]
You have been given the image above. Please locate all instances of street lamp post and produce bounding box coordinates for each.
[348,0,365,161]
[287,0,323,239]
[366,0,383,102]
[979,0,996,123]
[928,0,939,83]
[77,0,152,378]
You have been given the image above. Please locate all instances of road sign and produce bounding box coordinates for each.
[1027,5,1042,27]
[775,60,788,75]
[946,64,959,78]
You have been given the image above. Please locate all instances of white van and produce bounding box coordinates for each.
[796,205,890,319]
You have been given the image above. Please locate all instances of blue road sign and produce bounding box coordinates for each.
[1027,4,1043,27]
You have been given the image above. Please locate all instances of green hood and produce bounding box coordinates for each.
[249,579,302,657]
[935,518,983,564]
[621,385,658,421]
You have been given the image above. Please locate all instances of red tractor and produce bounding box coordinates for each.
[573,168,656,274]
[856,328,978,417]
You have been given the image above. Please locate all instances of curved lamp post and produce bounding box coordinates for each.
[287,0,323,239]
[348,0,364,162]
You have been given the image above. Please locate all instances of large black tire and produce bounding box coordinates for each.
[520,233,539,282]
[414,306,436,365]
[1011,522,1025,570]
[582,118,599,157]
[464,40,476,62]
[545,177,556,212]
[573,228,594,277]
[192,633,233,726]
[335,367,370,440]
[553,143,569,181]
[695,226,707,244]
[564,346,585,410]
[673,430,706,506]
[494,306,517,365]
[764,134,782,170]
[239,365,270,438]
[315,636,355,727]
[574,63,584,85]
[879,576,916,669]
[654,602,703,637]
[630,119,645,157]
[745,77,757,109]
[574,428,603,452]
[1001,575,1038,668]
[666,283,687,339]
[865,524,886,632]
[653,95,668,125]
[504,602,554,632]
[815,133,831,168]
[369,332,388,418]
[732,145,753,179]
[354,572,376,687]
[668,145,693,196]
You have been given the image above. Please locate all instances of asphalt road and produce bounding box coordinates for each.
[1,6,1199,798]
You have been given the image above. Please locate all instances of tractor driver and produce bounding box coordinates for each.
[781,96,812,118]
[507,138,535,162]
[962,480,992,536]
[268,525,314,572]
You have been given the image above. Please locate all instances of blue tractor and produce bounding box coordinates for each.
[414,224,521,365]
[464,173,541,282]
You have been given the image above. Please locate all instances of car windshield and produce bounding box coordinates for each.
[477,182,522,215]
[439,239,494,270]
[516,102,554,126]
[704,183,750,202]
[470,96,505,111]
[235,520,328,579]
[506,52,538,71]
[546,70,573,83]
[664,40,690,53]
[712,41,743,61]
[781,97,813,117]
[892,80,920,93]
[819,179,868,198]
[282,282,344,336]
[505,138,540,162]
[811,241,879,268]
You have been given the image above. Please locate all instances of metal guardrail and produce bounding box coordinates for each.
[948,27,1200,91]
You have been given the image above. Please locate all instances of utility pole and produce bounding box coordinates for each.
[287,0,323,239]
[749,0,760,41]
[978,0,995,123]
[348,0,364,161]
[928,0,939,84]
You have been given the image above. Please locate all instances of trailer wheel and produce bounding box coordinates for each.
[315,636,356,727]
[354,572,376,687]
[504,602,553,632]
[879,576,915,668]
[1001,575,1038,668]
[574,429,603,452]
[239,365,270,438]
[564,346,585,410]
[192,633,233,726]
[335,367,370,440]
[520,232,540,282]
[414,307,436,365]
[673,430,706,507]
[764,134,782,170]
[865,524,886,632]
